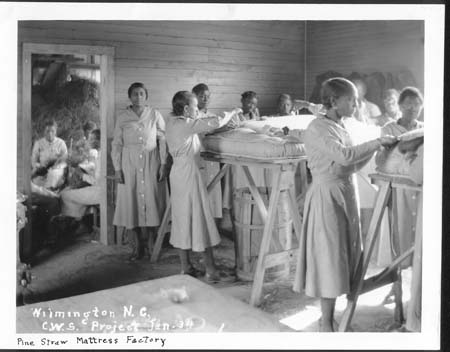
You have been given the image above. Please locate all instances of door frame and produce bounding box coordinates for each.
[22,43,115,246]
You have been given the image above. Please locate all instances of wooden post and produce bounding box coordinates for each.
[339,182,392,332]
[249,168,282,306]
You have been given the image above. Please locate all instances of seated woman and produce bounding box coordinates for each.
[31,119,68,188]
[30,119,68,248]
[82,120,98,141]
[60,129,101,233]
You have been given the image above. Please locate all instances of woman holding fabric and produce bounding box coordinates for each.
[375,87,424,309]
[112,82,169,261]
[294,77,397,332]
[378,87,424,267]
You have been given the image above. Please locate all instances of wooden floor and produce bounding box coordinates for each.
[18,219,414,333]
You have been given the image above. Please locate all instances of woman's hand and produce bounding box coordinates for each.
[115,169,124,184]
[158,163,169,182]
[267,127,285,137]
[378,135,399,148]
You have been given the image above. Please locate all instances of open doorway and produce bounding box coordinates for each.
[20,43,115,262]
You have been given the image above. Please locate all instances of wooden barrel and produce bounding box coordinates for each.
[232,187,293,282]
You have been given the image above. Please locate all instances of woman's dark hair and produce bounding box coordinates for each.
[127,82,148,99]
[172,91,194,116]
[192,83,209,95]
[398,86,423,105]
[241,91,258,100]
[90,128,100,141]
[320,77,356,109]
[44,119,58,129]
[278,93,292,103]
[82,120,97,134]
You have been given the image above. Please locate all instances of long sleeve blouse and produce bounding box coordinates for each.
[304,117,382,178]
[111,106,167,171]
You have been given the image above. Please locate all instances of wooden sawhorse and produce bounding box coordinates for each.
[338,173,422,332]
[151,152,308,306]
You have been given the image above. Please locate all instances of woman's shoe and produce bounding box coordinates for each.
[204,270,235,283]
[180,267,204,278]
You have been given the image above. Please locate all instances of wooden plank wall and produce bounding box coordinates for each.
[305,20,424,99]
[17,20,306,190]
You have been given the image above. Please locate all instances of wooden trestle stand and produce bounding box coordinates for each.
[337,173,422,332]
[151,152,308,306]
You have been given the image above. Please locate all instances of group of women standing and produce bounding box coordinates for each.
[111,78,424,330]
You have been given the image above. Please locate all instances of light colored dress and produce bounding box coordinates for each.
[198,110,222,219]
[60,150,101,218]
[354,98,382,125]
[165,114,223,252]
[31,137,68,170]
[376,120,423,267]
[295,116,382,298]
[111,106,167,229]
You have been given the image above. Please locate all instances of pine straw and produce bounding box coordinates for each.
[32,76,100,145]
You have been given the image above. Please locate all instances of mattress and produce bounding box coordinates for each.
[375,129,424,182]
[203,115,315,160]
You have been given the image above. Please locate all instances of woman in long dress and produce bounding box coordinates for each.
[111,82,169,261]
[379,87,424,266]
[165,91,235,282]
[375,87,424,308]
[294,78,397,332]
[192,83,223,221]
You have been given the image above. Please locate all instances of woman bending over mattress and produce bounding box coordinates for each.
[165,91,235,283]
[295,77,397,332]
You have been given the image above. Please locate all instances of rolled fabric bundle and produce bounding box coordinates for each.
[397,128,424,154]
[375,128,424,178]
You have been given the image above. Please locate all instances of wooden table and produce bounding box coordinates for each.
[151,153,308,306]
[337,173,422,332]
[17,274,290,333]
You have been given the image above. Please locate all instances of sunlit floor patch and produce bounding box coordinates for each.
[279,305,321,331]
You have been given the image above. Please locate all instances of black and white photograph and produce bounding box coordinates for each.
[1,2,444,350]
